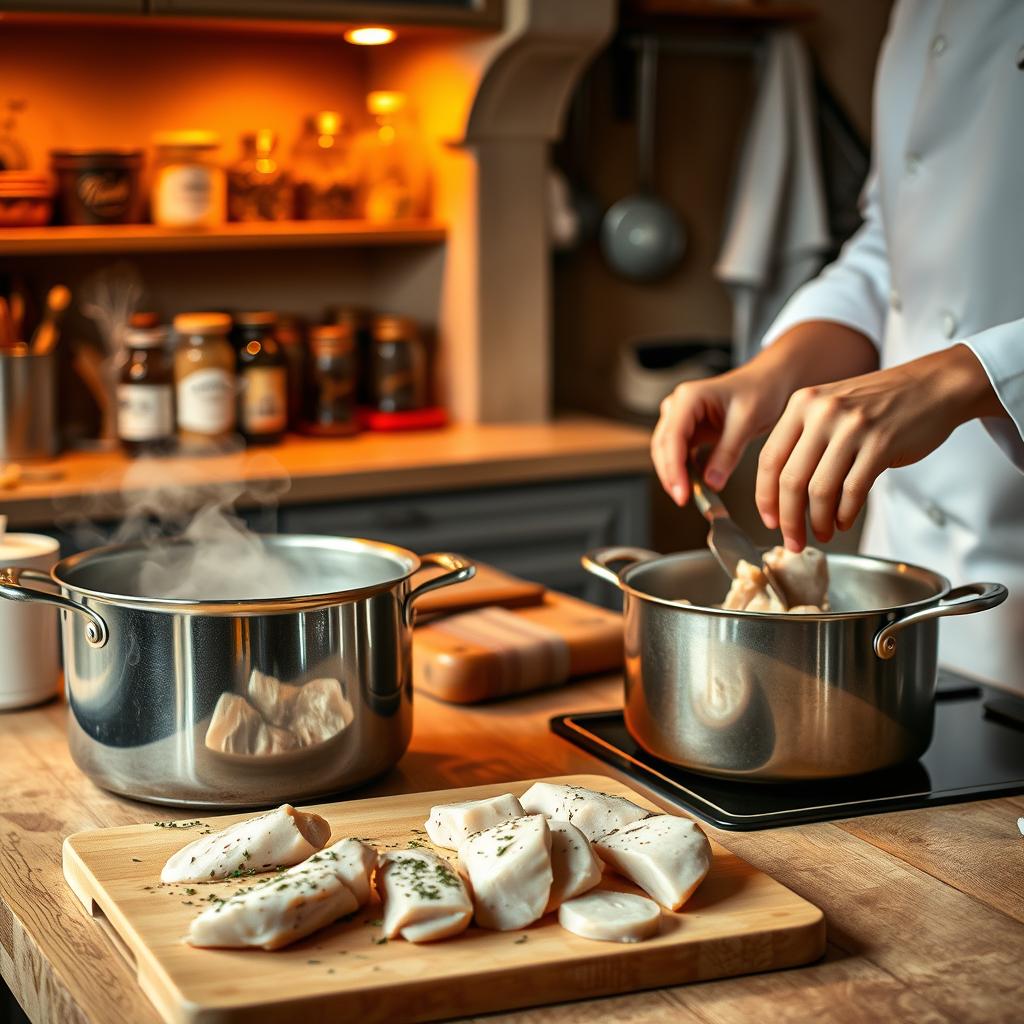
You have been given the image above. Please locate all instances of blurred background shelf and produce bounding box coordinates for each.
[0,220,447,255]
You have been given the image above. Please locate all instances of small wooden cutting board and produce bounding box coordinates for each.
[63,775,825,1024]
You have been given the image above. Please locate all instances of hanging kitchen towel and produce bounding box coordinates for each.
[714,30,831,365]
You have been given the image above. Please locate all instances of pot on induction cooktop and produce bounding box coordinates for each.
[583,547,1006,781]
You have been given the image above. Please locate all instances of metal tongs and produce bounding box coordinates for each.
[690,464,792,610]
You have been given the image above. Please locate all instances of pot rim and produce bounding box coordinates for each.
[49,533,425,613]
[617,550,953,621]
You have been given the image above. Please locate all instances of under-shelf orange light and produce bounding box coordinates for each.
[344,26,396,45]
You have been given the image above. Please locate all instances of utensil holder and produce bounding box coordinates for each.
[0,348,58,460]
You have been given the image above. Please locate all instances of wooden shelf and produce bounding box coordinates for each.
[0,219,447,256]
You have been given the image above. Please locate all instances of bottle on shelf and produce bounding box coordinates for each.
[152,131,226,229]
[234,311,288,446]
[372,314,428,412]
[355,92,432,222]
[301,322,359,436]
[291,111,357,220]
[116,313,175,457]
[227,129,294,223]
[326,305,372,405]
[172,312,236,453]
[275,314,307,432]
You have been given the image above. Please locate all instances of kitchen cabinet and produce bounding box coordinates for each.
[276,475,649,605]
[146,0,502,27]
[0,0,143,9]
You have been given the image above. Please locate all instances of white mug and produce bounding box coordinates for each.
[0,533,60,710]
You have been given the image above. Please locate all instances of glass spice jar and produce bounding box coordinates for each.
[327,305,372,405]
[234,311,288,446]
[152,131,226,229]
[173,312,236,453]
[227,129,294,222]
[302,323,358,436]
[116,320,175,457]
[372,315,427,413]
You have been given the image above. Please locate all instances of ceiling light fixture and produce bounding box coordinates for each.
[344,26,396,46]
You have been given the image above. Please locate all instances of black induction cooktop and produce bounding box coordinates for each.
[551,671,1024,831]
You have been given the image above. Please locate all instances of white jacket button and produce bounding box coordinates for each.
[924,502,947,527]
[931,35,948,56]
[905,153,922,175]
[941,311,958,338]
[889,288,902,312]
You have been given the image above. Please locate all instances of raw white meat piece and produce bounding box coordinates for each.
[594,815,712,910]
[317,838,378,906]
[424,793,526,850]
[558,890,661,942]
[722,560,785,613]
[250,722,299,757]
[246,669,299,728]
[187,854,359,950]
[519,782,650,842]
[160,804,331,884]
[377,849,473,943]
[458,815,552,930]
[764,545,830,609]
[545,820,602,912]
[291,678,354,747]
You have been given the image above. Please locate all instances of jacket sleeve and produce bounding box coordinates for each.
[962,324,1024,469]
[760,168,890,351]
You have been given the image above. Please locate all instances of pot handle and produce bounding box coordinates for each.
[404,553,476,626]
[873,581,1007,660]
[581,547,661,589]
[0,567,109,648]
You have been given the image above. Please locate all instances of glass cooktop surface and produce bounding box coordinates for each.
[551,671,1024,830]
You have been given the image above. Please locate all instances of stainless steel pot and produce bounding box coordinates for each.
[583,547,1006,780]
[0,535,474,807]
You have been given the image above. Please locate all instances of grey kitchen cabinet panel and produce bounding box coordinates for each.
[278,475,649,605]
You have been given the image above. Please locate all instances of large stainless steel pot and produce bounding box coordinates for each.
[0,535,474,807]
[583,547,1006,780]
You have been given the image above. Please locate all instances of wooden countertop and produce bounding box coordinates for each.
[0,418,653,529]
[1,675,1022,1024]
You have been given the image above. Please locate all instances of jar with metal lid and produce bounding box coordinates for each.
[372,315,427,413]
[117,319,174,457]
[152,131,225,229]
[50,147,144,225]
[234,311,287,446]
[302,323,358,436]
[227,129,294,222]
[173,312,236,453]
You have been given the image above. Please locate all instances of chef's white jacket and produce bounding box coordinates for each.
[762,0,1024,690]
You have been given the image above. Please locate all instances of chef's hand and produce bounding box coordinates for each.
[652,322,879,506]
[757,343,1006,550]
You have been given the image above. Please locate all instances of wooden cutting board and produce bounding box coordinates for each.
[411,562,547,620]
[63,775,825,1024]
[414,593,623,703]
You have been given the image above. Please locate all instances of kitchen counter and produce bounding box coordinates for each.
[1,675,1022,1024]
[0,417,652,530]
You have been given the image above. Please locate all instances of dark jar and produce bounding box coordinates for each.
[50,148,144,225]
[234,311,288,446]
[116,322,175,456]
[372,315,427,413]
[301,323,358,437]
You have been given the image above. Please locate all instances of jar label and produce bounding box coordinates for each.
[240,367,287,435]
[117,383,174,441]
[177,368,235,435]
[155,165,215,227]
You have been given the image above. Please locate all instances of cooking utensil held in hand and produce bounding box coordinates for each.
[690,471,791,609]
[600,38,686,282]
[582,547,1006,780]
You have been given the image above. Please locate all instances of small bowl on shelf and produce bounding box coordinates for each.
[0,172,54,227]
